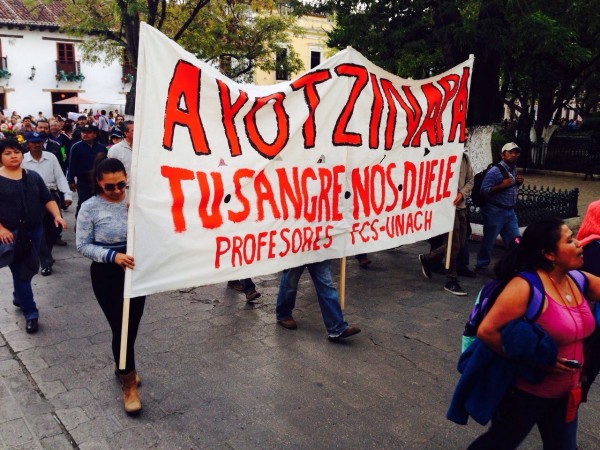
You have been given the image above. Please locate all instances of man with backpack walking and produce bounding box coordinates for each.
[419,147,475,295]
[475,142,524,272]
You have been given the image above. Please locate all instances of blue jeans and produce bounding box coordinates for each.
[10,225,43,321]
[468,389,578,450]
[276,260,348,337]
[476,203,520,268]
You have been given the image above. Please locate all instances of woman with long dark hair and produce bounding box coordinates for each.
[469,217,600,449]
[76,157,146,414]
[0,139,67,333]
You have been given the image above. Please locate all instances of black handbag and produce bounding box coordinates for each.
[0,229,17,268]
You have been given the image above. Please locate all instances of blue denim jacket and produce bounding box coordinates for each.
[447,320,557,426]
[480,161,518,207]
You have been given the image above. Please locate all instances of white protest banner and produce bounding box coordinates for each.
[127,23,474,297]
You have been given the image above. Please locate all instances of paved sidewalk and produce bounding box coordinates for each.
[1,173,599,449]
[0,333,74,449]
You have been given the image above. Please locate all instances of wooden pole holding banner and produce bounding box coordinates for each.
[445,230,453,270]
[118,296,131,370]
[339,256,347,310]
[119,263,134,370]
[119,201,135,370]
[118,79,142,370]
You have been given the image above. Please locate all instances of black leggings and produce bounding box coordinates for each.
[468,389,577,450]
[90,262,146,374]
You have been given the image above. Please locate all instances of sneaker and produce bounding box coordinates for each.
[41,267,52,276]
[419,254,432,279]
[444,279,467,296]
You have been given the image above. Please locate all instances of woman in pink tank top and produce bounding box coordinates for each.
[469,218,600,450]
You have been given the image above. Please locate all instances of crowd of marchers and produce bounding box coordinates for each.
[3,115,600,450]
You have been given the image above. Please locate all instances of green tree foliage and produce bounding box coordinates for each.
[172,0,304,82]
[326,0,600,129]
[327,0,446,78]
[44,0,304,112]
[500,1,600,135]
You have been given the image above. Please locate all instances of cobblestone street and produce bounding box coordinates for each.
[1,172,599,449]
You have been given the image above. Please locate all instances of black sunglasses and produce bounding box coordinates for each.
[102,181,127,192]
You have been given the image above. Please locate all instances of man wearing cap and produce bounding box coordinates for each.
[22,132,73,276]
[475,142,525,271]
[108,120,134,175]
[68,124,107,216]
[71,115,88,143]
[108,129,123,148]
[33,119,67,174]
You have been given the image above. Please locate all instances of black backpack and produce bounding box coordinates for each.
[471,163,510,207]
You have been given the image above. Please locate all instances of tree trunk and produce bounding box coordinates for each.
[536,86,554,139]
[468,56,502,126]
[431,0,468,68]
[467,0,507,126]
[123,9,141,115]
[125,79,136,117]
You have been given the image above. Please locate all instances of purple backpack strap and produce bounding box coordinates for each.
[567,270,587,295]
[517,270,587,321]
[517,271,545,321]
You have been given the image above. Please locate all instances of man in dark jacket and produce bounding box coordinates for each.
[67,124,107,216]
[36,119,67,173]
[70,115,88,144]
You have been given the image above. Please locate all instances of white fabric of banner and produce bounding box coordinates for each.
[126,23,474,297]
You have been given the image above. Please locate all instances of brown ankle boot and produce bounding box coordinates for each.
[114,366,141,386]
[119,371,142,414]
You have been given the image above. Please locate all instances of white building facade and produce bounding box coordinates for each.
[0,3,132,118]
[254,12,335,86]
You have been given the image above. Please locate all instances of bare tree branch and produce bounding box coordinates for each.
[147,0,158,26]
[173,0,210,41]
[157,0,167,30]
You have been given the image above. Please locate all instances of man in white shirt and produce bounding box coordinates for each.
[22,132,72,276]
[108,120,134,175]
